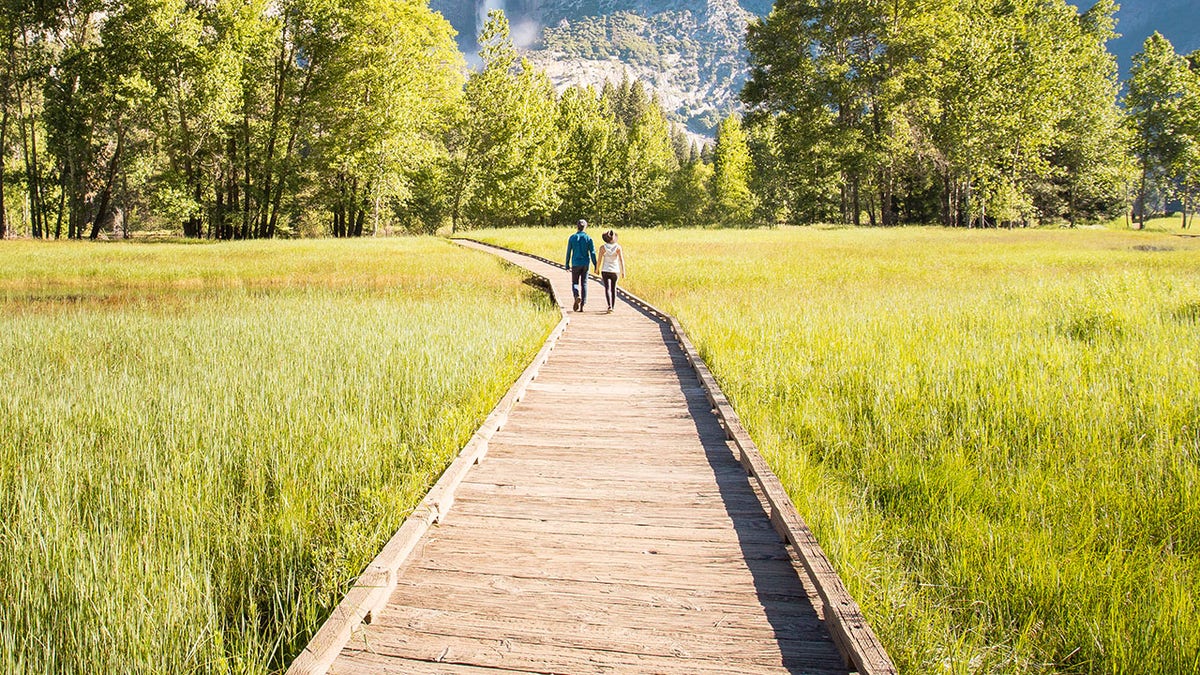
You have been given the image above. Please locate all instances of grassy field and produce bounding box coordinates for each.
[471,226,1200,674]
[0,238,557,673]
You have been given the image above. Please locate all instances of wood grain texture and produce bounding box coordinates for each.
[298,239,892,675]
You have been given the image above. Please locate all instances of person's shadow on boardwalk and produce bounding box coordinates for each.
[629,304,849,675]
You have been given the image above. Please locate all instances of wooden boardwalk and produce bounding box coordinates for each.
[290,240,894,675]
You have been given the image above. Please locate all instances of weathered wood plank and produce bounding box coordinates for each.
[427,525,786,559]
[333,647,849,675]
[409,550,810,594]
[359,606,846,668]
[382,580,828,635]
[388,567,819,610]
[441,511,785,546]
[473,455,751,481]
[330,650,545,675]
[341,631,847,675]
[447,494,785,530]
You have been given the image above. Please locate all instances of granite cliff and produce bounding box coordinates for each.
[428,0,1200,138]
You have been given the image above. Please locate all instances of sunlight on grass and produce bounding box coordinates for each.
[0,238,557,673]
[472,226,1200,674]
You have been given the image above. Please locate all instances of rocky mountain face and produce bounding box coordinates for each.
[428,0,1200,138]
[430,0,770,135]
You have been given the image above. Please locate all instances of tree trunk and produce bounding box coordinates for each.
[851,177,861,226]
[239,111,253,239]
[940,171,952,227]
[19,110,41,238]
[55,169,66,240]
[257,36,294,238]
[121,173,130,238]
[0,105,7,239]
[1137,148,1148,229]
[0,28,13,239]
[880,169,895,227]
[90,127,125,240]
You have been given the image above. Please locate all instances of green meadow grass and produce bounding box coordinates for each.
[0,238,557,673]
[472,226,1200,674]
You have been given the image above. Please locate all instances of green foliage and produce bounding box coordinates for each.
[1127,33,1200,228]
[0,2,726,235]
[1042,0,1135,225]
[601,80,677,227]
[305,0,464,236]
[665,154,713,228]
[743,0,1131,227]
[553,85,619,225]
[542,12,669,68]
[711,114,755,226]
[455,10,561,229]
[1,0,463,239]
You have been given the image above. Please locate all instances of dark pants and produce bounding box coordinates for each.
[570,266,589,304]
[602,272,618,309]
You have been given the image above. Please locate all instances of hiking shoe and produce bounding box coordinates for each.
[573,297,581,312]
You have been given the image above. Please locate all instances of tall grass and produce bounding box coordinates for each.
[472,226,1200,674]
[0,238,557,673]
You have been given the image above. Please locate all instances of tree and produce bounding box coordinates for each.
[665,144,712,228]
[305,0,463,236]
[554,85,619,225]
[1040,0,1132,225]
[454,10,559,229]
[41,0,118,239]
[711,114,755,226]
[1127,32,1191,228]
[1173,51,1200,228]
[98,0,239,238]
[602,84,675,227]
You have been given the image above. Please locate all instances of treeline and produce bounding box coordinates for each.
[739,0,1200,228]
[3,1,1197,239]
[0,0,466,240]
[0,3,749,239]
[740,0,1197,228]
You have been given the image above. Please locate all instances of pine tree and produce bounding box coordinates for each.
[711,114,756,226]
[554,85,619,225]
[612,93,676,227]
[455,10,560,229]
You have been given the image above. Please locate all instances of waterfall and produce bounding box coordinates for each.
[477,0,506,35]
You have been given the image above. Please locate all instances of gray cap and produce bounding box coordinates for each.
[577,219,588,229]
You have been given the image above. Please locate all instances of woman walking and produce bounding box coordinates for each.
[597,229,626,313]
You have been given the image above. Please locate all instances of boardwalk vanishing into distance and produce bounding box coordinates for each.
[288,240,895,675]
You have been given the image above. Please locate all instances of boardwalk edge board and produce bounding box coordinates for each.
[457,238,898,675]
[286,256,570,675]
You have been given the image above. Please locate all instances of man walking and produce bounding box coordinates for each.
[565,219,598,312]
